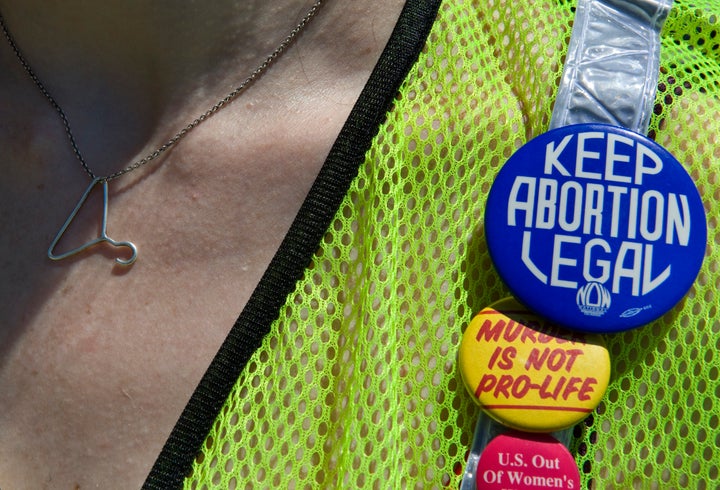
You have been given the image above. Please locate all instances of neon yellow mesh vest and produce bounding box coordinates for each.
[146,0,720,488]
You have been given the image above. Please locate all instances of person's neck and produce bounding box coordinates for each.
[0,0,398,175]
[0,1,320,89]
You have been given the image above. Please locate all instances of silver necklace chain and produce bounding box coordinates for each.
[0,1,323,182]
[0,2,323,265]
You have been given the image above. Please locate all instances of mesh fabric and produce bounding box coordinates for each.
[184,0,720,488]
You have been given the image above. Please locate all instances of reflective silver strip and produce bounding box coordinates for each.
[550,0,673,134]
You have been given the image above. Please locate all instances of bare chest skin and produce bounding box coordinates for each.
[0,101,337,489]
[0,2,402,484]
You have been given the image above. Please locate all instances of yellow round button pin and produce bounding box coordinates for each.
[459,297,610,432]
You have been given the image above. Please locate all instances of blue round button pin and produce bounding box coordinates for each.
[485,124,706,333]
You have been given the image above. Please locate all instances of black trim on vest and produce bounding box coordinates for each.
[143,1,442,487]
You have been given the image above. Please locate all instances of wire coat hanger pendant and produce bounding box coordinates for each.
[47,178,138,266]
[0,1,323,267]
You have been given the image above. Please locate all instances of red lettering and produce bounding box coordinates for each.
[563,349,585,371]
[525,347,586,372]
[525,347,550,371]
[487,346,516,370]
[503,320,523,341]
[577,377,598,401]
[498,346,516,370]
[511,375,532,398]
[538,375,566,400]
[487,346,503,369]
[494,375,514,398]
[475,374,496,397]
[562,377,583,400]
[546,349,567,371]
[528,321,562,343]
[519,326,537,344]
[477,318,504,342]
[477,373,598,403]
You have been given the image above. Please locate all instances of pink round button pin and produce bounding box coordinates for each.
[475,432,580,489]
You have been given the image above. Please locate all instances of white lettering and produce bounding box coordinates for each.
[507,471,522,485]
[607,185,628,238]
[605,133,633,183]
[483,469,503,484]
[583,238,611,283]
[643,244,671,294]
[544,134,573,176]
[576,132,604,180]
[551,234,580,288]
[531,455,560,469]
[508,176,536,227]
[520,236,674,297]
[640,190,664,241]
[504,129,697,303]
[613,242,643,296]
[583,183,604,235]
[666,193,691,246]
[558,181,583,232]
[635,142,663,185]
[506,179,692,247]
[627,187,639,239]
[522,231,548,283]
[536,178,557,229]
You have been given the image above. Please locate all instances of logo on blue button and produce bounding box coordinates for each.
[485,124,706,333]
